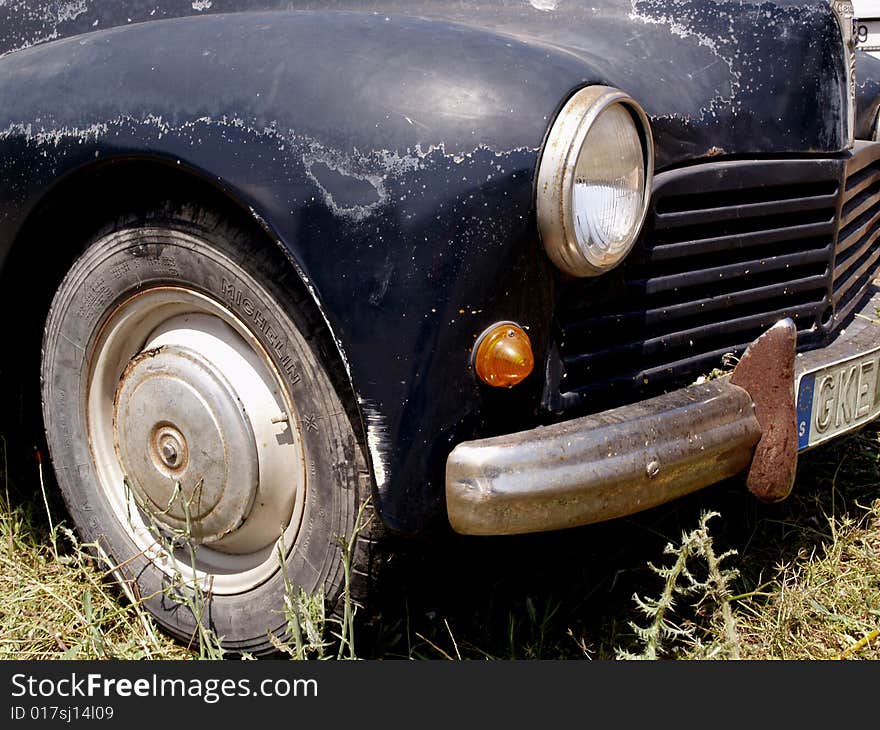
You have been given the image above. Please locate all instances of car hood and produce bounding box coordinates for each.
[368,0,857,168]
[0,0,862,169]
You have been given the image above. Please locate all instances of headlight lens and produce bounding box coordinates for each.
[572,104,645,261]
[537,86,653,277]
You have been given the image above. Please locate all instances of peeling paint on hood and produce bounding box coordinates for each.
[0,1,860,167]
[0,110,538,227]
[0,0,90,56]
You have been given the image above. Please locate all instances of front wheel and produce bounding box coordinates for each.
[41,204,375,654]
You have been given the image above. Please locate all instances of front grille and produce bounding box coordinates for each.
[546,143,880,415]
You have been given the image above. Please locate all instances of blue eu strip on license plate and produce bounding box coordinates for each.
[796,348,880,451]
[796,371,816,451]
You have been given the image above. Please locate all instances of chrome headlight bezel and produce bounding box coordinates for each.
[537,85,654,277]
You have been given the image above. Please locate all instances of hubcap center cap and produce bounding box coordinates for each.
[154,427,187,471]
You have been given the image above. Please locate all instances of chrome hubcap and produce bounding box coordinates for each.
[88,288,307,593]
[113,340,261,547]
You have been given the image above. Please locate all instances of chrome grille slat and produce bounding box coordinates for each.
[840,180,880,227]
[837,205,880,251]
[843,160,880,194]
[833,225,880,281]
[833,246,880,307]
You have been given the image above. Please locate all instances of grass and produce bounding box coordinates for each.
[1,422,879,660]
[0,444,187,659]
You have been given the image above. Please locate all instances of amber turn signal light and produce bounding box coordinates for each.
[473,322,534,388]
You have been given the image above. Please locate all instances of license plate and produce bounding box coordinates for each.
[796,347,880,450]
[855,19,880,52]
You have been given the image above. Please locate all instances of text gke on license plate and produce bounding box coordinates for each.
[797,347,880,450]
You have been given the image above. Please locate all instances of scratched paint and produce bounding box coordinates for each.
[358,398,390,491]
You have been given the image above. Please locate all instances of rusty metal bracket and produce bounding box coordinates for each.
[730,318,798,503]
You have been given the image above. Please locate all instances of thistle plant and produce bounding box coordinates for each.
[619,511,741,660]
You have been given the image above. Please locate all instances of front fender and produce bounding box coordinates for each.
[0,11,603,532]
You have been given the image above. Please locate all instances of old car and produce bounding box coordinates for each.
[2,0,880,654]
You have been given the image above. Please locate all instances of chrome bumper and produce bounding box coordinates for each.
[446,287,880,536]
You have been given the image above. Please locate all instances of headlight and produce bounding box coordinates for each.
[537,86,654,277]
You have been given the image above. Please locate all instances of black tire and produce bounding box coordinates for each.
[41,203,377,655]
